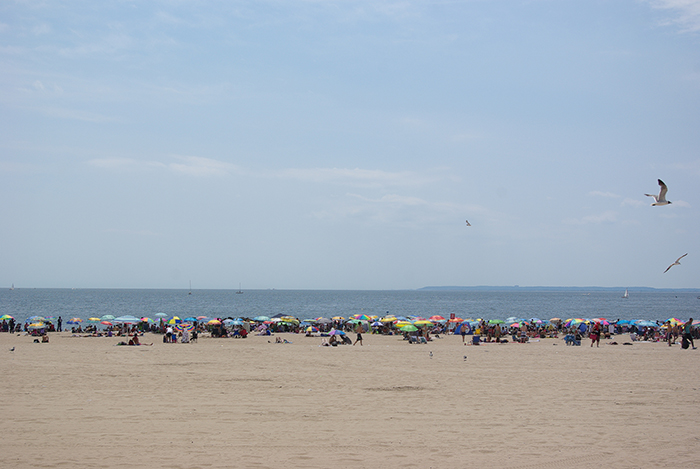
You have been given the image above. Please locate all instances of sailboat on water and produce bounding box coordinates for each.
[236,283,243,294]
[189,281,192,295]
[622,289,629,299]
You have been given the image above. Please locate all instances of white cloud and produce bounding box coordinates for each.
[347,193,429,207]
[87,158,166,171]
[87,155,237,176]
[277,167,438,187]
[168,155,237,176]
[103,228,162,237]
[32,24,51,35]
[41,107,113,123]
[646,0,700,32]
[564,211,618,225]
[589,190,620,198]
[621,197,646,207]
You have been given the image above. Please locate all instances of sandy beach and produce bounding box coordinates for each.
[1,332,698,469]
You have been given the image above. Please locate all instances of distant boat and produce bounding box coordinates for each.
[236,283,243,294]
[622,289,629,299]
[189,281,192,295]
[9,283,14,290]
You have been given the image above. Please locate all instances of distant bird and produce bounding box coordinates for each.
[645,179,672,206]
[664,253,688,273]
[463,355,467,361]
[9,347,15,352]
[429,351,433,359]
[465,220,471,226]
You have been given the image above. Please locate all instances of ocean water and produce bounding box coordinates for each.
[1,288,698,324]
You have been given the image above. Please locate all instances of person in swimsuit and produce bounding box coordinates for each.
[683,318,695,349]
[590,322,601,347]
[354,329,363,346]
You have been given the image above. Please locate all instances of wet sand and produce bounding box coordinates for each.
[1,332,698,468]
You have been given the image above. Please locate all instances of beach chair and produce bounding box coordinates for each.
[472,335,481,345]
[408,335,418,344]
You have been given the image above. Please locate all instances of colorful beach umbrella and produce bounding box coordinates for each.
[114,315,141,324]
[429,315,446,321]
[0,314,14,320]
[413,320,434,327]
[207,319,222,325]
[305,326,319,333]
[101,321,113,326]
[351,314,371,321]
[101,315,115,320]
[400,324,419,332]
[175,323,195,332]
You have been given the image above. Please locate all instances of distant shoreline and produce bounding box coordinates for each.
[4,285,700,293]
[418,285,700,293]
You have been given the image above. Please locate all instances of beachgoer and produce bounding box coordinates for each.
[590,322,601,347]
[354,329,363,346]
[57,316,62,332]
[665,322,673,346]
[132,333,140,345]
[41,333,49,343]
[683,318,696,350]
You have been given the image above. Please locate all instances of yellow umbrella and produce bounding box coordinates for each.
[207,319,222,325]
[413,320,434,327]
[394,321,412,328]
[380,317,397,323]
[332,316,345,321]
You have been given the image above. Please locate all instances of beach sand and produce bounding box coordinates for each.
[1,332,698,468]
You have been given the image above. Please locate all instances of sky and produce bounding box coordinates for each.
[1,0,700,290]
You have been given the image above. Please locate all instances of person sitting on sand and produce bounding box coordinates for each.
[41,333,49,343]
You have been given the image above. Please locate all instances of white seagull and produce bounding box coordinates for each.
[465,220,471,226]
[645,179,672,206]
[664,253,688,273]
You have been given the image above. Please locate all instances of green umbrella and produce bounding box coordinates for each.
[400,324,418,332]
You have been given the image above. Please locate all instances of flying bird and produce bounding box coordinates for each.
[645,179,672,206]
[465,220,471,226]
[664,253,688,273]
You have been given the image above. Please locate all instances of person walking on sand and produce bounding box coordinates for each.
[354,325,363,346]
[590,322,601,347]
[683,318,696,350]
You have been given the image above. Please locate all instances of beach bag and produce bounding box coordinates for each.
[682,336,689,349]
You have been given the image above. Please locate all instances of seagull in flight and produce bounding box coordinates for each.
[664,253,688,273]
[465,220,471,226]
[645,179,672,206]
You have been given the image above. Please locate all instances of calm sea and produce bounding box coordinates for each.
[1,288,698,324]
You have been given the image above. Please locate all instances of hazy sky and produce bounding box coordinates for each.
[2,0,699,290]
